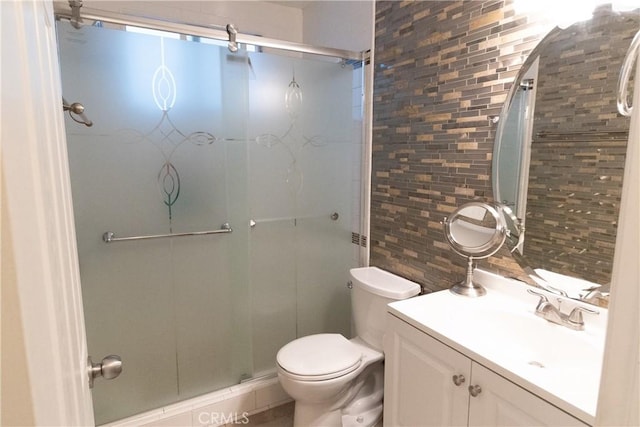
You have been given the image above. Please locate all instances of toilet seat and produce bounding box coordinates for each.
[277,334,363,381]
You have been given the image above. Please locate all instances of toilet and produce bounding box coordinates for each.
[276,266,421,427]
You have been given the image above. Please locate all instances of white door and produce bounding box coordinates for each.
[384,314,471,427]
[467,363,587,427]
[1,0,94,424]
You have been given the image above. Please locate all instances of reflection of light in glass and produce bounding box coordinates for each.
[285,70,303,119]
[188,35,259,51]
[152,65,176,111]
[610,0,640,11]
[514,0,638,28]
[286,163,303,195]
[152,38,177,111]
[126,25,259,51]
[125,26,181,39]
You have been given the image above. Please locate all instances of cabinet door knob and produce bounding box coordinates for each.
[452,374,466,386]
[468,384,482,397]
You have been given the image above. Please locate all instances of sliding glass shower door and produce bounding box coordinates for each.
[58,18,363,425]
[246,53,360,374]
[58,21,254,423]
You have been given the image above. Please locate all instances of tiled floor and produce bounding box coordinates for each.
[231,402,294,427]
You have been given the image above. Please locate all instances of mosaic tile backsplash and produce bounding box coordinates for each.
[370,0,554,292]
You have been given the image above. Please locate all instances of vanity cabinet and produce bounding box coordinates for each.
[383,314,588,427]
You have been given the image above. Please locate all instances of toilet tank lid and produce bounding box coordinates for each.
[349,267,421,300]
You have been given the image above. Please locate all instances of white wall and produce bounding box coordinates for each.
[302,0,374,52]
[595,44,640,427]
[71,1,377,54]
[80,1,303,42]
[1,185,36,426]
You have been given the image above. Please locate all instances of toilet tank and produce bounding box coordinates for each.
[350,267,421,351]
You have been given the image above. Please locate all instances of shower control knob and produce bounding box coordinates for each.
[88,354,122,388]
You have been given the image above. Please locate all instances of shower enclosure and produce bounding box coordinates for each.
[56,14,365,424]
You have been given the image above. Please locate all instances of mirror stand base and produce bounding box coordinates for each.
[450,281,487,297]
[450,257,487,297]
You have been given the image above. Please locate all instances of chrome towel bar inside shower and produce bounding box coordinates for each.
[103,223,232,243]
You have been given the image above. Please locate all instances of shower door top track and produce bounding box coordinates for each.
[53,6,365,62]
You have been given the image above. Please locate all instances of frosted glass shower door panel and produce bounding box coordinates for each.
[249,220,297,375]
[247,54,358,219]
[296,217,352,338]
[173,49,252,398]
[247,51,362,361]
[294,138,355,338]
[172,232,240,398]
[58,22,251,424]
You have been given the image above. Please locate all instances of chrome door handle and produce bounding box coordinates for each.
[88,355,122,388]
[452,374,466,386]
[468,384,482,397]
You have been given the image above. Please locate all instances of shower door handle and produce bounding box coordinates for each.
[88,354,122,388]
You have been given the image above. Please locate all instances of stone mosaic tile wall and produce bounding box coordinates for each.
[371,0,553,292]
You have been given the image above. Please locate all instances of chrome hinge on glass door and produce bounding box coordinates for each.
[88,355,122,388]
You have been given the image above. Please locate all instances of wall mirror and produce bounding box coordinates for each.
[493,5,639,305]
[444,202,507,297]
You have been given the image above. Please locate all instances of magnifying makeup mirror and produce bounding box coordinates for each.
[444,202,507,297]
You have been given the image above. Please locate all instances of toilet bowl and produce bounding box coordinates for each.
[276,267,421,427]
[278,335,383,426]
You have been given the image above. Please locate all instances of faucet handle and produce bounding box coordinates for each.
[568,305,599,324]
[527,288,548,306]
[544,285,568,297]
[527,288,548,300]
[567,306,600,330]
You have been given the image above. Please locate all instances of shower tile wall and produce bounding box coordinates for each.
[370,0,553,291]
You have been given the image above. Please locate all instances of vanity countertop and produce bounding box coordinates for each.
[387,269,607,425]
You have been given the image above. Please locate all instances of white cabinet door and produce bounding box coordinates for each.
[384,314,471,427]
[468,363,588,427]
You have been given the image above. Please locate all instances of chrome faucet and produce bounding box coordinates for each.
[527,289,599,331]
[581,288,605,304]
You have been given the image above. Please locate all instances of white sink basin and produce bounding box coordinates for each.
[387,269,607,425]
